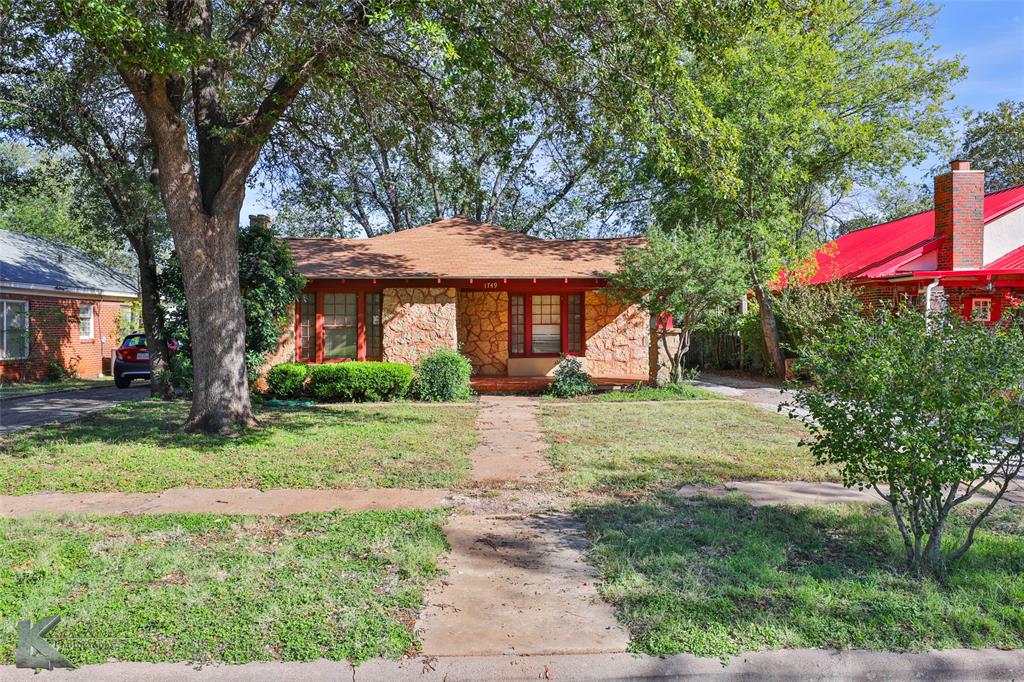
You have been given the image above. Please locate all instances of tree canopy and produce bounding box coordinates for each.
[649,0,964,376]
[955,100,1024,193]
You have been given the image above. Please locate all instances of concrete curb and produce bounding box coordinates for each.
[3,649,1023,681]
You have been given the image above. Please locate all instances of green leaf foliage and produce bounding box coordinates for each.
[308,362,414,402]
[162,218,306,382]
[415,349,472,402]
[955,100,1024,193]
[547,355,596,398]
[786,306,1024,575]
[267,362,311,399]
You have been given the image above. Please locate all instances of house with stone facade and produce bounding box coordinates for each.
[276,217,654,388]
[800,161,1024,320]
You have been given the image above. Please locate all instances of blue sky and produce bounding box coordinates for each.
[242,0,1024,220]
[904,0,1024,182]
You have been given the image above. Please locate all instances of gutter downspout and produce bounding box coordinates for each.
[924,277,940,327]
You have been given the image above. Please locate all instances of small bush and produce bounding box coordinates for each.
[267,362,310,399]
[547,355,595,398]
[415,349,473,402]
[308,362,413,402]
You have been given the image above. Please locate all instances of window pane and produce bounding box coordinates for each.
[324,327,357,359]
[323,293,357,359]
[568,294,582,354]
[531,295,560,353]
[365,293,383,361]
[297,293,316,362]
[2,302,29,360]
[80,304,93,339]
[510,295,525,354]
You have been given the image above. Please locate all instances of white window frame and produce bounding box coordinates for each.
[79,303,95,340]
[971,298,992,322]
[1,300,30,360]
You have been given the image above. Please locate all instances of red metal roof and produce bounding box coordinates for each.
[988,243,1024,270]
[805,185,1024,284]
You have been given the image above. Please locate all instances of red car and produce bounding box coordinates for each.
[112,333,178,388]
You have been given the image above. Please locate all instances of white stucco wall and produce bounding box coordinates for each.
[984,205,1024,265]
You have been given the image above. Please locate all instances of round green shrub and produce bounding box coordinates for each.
[547,355,595,398]
[267,362,310,399]
[308,362,413,402]
[415,349,473,402]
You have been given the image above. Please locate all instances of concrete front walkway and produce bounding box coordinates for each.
[468,395,551,485]
[417,395,628,657]
[0,384,150,434]
[6,648,1023,681]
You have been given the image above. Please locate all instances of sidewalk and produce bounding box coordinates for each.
[5,648,1023,681]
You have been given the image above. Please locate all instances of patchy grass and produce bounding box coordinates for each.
[0,400,477,494]
[581,496,1024,658]
[540,401,833,495]
[0,377,114,400]
[0,510,448,664]
[591,383,719,402]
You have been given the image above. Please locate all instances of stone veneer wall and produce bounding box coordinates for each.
[584,290,650,378]
[457,291,509,375]
[382,287,458,365]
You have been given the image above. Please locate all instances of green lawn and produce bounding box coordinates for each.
[540,401,833,494]
[0,377,114,400]
[0,400,478,494]
[542,383,720,403]
[0,510,447,664]
[581,496,1024,658]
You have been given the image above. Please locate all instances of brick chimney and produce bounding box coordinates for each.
[934,160,985,270]
[249,214,272,230]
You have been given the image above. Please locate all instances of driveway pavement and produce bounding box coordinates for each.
[0,384,150,434]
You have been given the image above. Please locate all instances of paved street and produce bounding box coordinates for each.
[0,384,150,434]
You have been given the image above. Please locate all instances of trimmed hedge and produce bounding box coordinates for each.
[308,362,414,402]
[267,362,310,399]
[415,349,473,402]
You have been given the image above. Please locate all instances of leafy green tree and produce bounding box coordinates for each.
[785,307,1024,576]
[261,88,646,238]
[653,0,964,376]
[4,0,751,431]
[163,218,306,384]
[605,225,746,383]
[0,36,177,399]
[955,100,1024,192]
[0,145,132,272]
[774,278,863,359]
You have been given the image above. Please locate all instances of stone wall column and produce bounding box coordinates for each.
[382,287,458,366]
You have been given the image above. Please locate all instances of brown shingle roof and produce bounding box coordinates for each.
[287,217,643,280]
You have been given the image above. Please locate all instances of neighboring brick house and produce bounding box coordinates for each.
[276,217,653,386]
[801,161,1024,321]
[0,230,139,382]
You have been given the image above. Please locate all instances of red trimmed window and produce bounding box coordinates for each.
[296,293,316,362]
[365,292,383,361]
[296,291,383,363]
[509,293,584,357]
[324,293,358,360]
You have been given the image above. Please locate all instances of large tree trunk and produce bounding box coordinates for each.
[129,225,175,400]
[173,208,255,433]
[753,283,786,377]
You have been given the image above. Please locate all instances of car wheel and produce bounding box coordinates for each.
[115,376,132,389]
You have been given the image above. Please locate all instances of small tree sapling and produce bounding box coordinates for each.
[605,225,746,383]
[785,305,1024,576]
